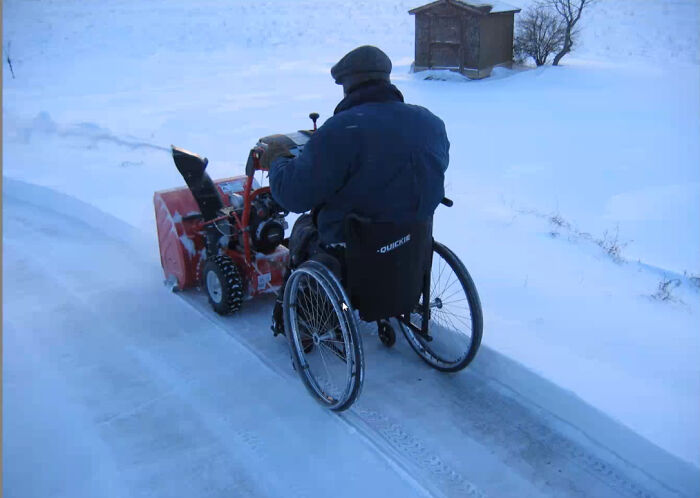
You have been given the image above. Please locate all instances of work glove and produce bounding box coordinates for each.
[258,134,296,170]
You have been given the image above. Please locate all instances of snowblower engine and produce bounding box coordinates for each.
[216,179,289,255]
[244,191,287,254]
[153,113,319,302]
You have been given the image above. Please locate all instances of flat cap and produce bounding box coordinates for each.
[331,45,392,85]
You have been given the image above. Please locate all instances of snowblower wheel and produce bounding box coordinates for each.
[377,320,396,347]
[202,256,244,315]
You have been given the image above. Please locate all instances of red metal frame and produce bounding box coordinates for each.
[154,146,289,299]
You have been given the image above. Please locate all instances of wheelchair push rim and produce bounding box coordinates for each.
[399,241,483,372]
[283,261,364,411]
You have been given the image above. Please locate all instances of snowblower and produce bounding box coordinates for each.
[154,113,321,314]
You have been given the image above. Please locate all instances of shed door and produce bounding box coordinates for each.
[429,16,461,68]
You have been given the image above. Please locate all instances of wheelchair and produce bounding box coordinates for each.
[282,202,483,411]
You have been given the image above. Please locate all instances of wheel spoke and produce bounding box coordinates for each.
[435,309,472,332]
[297,284,313,321]
[440,286,466,303]
[437,274,460,299]
[319,341,347,363]
[439,298,469,306]
[319,296,334,332]
[315,343,336,395]
[321,337,345,345]
[296,317,316,336]
[433,258,446,296]
[442,305,473,324]
[436,307,472,323]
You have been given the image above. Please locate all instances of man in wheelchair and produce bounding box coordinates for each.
[261,45,450,336]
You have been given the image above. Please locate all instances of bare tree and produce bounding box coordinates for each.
[514,4,566,66]
[548,0,597,66]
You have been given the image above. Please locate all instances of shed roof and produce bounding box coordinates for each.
[408,0,521,15]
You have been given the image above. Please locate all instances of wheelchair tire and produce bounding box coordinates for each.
[398,241,483,372]
[283,260,364,411]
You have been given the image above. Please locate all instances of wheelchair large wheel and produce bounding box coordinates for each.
[283,260,364,411]
[398,241,483,372]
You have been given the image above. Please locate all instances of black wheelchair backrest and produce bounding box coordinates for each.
[344,215,432,322]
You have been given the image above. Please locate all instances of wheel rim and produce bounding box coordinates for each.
[406,249,475,367]
[288,270,354,406]
[206,270,223,304]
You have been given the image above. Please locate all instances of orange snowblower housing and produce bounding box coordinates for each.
[154,174,288,296]
[154,138,308,309]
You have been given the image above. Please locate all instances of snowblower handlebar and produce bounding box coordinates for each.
[247,114,319,176]
[245,146,266,176]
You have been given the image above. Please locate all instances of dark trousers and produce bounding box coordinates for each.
[288,214,321,269]
[272,214,343,334]
[278,214,343,300]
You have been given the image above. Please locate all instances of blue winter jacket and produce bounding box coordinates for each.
[269,81,449,245]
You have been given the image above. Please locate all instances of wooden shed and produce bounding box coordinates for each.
[409,0,521,79]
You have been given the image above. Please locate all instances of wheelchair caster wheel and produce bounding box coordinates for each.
[377,320,396,347]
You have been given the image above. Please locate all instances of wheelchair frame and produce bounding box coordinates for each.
[284,215,483,412]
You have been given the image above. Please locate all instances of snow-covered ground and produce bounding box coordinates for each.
[4,177,696,497]
[3,0,700,496]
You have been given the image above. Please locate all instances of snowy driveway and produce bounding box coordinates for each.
[4,179,697,497]
[2,182,429,498]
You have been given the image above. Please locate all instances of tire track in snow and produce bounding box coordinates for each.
[346,408,486,498]
[230,429,310,498]
[179,291,685,498]
[438,369,676,498]
[178,292,453,498]
[178,292,595,498]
